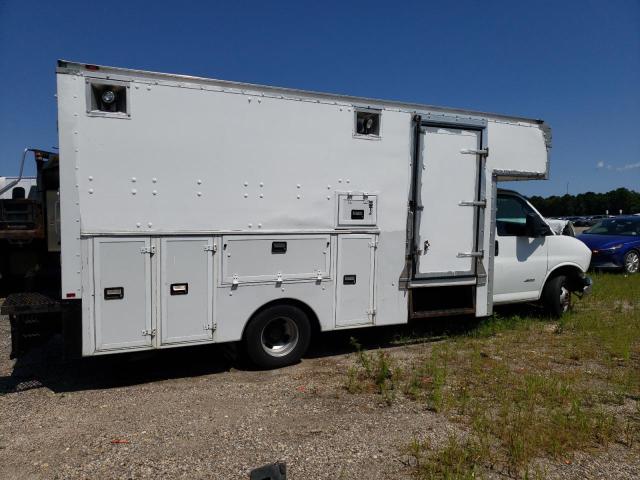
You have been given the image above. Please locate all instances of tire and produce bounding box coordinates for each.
[623,250,639,274]
[243,304,311,369]
[542,274,572,317]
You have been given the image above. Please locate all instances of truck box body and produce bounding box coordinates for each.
[54,61,551,357]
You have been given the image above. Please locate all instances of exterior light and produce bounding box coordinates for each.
[101,90,116,105]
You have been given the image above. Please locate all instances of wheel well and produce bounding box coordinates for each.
[242,298,321,340]
[544,265,584,292]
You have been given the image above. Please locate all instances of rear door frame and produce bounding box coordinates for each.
[409,113,488,281]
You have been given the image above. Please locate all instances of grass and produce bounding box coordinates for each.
[344,272,640,479]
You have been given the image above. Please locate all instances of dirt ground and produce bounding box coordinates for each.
[0,311,637,480]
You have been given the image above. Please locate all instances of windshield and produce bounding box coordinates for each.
[584,218,640,236]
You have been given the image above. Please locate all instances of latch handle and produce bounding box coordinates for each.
[457,251,484,258]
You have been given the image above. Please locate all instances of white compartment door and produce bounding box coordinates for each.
[336,235,376,327]
[160,237,214,345]
[94,237,153,351]
[414,126,483,278]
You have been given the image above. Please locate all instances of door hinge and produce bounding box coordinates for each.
[141,328,156,337]
[140,246,156,255]
[205,323,217,332]
[367,308,377,318]
[460,148,489,157]
[204,244,217,253]
[458,200,487,207]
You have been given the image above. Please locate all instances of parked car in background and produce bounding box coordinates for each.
[573,217,590,227]
[577,216,640,273]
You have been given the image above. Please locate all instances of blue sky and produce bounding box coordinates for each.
[0,0,638,197]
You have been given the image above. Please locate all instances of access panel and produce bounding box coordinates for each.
[160,237,214,345]
[335,235,376,327]
[222,235,330,285]
[93,237,152,351]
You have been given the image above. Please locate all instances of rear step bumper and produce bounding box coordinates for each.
[2,293,62,359]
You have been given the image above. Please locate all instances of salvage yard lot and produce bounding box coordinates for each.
[1,273,638,479]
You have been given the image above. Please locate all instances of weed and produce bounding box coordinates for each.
[344,274,640,477]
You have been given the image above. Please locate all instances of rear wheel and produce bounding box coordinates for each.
[243,304,311,369]
[623,250,639,274]
[542,274,572,317]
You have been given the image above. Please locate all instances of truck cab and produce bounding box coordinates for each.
[493,189,592,315]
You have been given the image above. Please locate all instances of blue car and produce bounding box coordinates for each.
[577,216,640,273]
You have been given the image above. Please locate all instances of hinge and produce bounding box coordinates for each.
[408,201,424,212]
[367,308,377,318]
[458,200,487,207]
[232,274,239,286]
[205,323,217,332]
[460,148,489,157]
[276,272,283,283]
[141,328,156,337]
[315,270,323,280]
[204,244,217,253]
[140,246,156,255]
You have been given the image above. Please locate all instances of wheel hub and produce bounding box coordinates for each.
[625,252,639,273]
[260,316,299,357]
[559,286,571,313]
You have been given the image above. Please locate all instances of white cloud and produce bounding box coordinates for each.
[596,160,640,172]
[616,162,640,172]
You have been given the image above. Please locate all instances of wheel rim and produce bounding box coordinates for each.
[559,285,571,313]
[625,252,639,273]
[260,316,299,358]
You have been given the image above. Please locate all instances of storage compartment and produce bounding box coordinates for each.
[93,237,152,351]
[221,235,330,285]
[160,237,214,345]
[410,285,475,318]
[337,193,377,227]
[335,235,376,327]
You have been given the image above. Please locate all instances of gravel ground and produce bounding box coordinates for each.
[0,311,638,479]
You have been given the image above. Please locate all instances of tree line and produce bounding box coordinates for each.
[528,188,640,217]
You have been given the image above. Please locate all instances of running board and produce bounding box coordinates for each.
[410,307,476,319]
[409,277,477,288]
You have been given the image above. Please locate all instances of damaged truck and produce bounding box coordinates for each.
[1,61,592,367]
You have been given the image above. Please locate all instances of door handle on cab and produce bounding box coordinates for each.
[495,240,499,256]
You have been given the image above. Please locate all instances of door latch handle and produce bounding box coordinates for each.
[495,240,499,256]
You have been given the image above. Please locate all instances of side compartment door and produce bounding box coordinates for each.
[336,235,376,327]
[414,126,484,278]
[94,237,152,351]
[160,237,214,345]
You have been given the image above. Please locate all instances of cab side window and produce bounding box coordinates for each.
[496,194,534,237]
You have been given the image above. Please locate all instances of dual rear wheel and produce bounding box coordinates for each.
[243,304,311,369]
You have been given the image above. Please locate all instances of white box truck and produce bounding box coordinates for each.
[1,61,592,367]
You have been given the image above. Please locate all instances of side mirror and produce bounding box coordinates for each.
[526,213,551,237]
